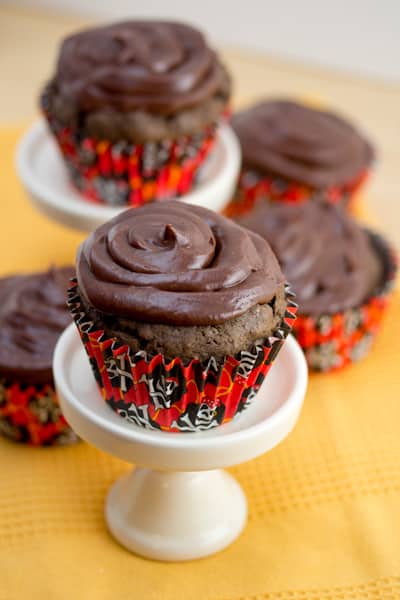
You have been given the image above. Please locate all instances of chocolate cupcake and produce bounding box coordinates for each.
[69,201,297,432]
[237,201,396,371]
[41,20,231,206]
[226,99,374,217]
[0,266,79,445]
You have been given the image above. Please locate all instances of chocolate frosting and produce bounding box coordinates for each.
[0,267,75,384]
[77,201,284,326]
[238,202,382,315]
[55,21,228,114]
[232,100,374,188]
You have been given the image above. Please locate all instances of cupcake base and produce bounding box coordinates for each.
[43,111,217,207]
[67,282,297,432]
[292,231,397,372]
[0,378,79,446]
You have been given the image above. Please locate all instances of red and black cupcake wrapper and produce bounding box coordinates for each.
[292,231,397,372]
[42,104,219,207]
[224,168,370,218]
[0,378,79,446]
[67,281,297,432]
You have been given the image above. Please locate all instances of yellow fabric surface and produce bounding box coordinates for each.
[1,126,400,600]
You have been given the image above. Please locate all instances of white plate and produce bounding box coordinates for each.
[16,120,241,232]
[54,325,307,472]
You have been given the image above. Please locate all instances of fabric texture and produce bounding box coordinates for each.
[1,127,400,599]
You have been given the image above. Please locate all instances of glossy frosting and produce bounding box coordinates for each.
[238,202,382,315]
[55,21,227,114]
[77,201,284,325]
[232,100,374,188]
[0,267,75,384]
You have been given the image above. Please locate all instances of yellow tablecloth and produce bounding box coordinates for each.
[1,127,400,600]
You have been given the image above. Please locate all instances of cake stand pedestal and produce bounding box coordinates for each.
[54,324,307,561]
[16,120,241,232]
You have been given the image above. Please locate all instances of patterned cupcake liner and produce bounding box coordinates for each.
[224,168,369,218]
[292,231,397,372]
[42,102,219,206]
[0,378,79,446]
[67,281,297,432]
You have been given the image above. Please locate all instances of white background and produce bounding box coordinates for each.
[10,0,400,82]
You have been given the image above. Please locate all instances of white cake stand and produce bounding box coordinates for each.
[54,324,307,561]
[16,120,241,232]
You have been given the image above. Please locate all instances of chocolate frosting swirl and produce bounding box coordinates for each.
[0,267,75,384]
[55,21,228,114]
[233,100,374,188]
[77,201,284,326]
[238,202,382,315]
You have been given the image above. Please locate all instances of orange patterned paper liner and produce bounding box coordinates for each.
[224,168,370,218]
[0,379,79,446]
[68,282,297,432]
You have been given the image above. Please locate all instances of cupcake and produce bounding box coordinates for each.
[0,267,79,445]
[237,201,396,371]
[226,99,374,217]
[68,201,297,432]
[41,20,231,206]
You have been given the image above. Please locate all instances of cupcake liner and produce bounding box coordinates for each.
[0,378,79,446]
[42,105,218,206]
[67,281,297,432]
[224,168,370,218]
[292,231,397,372]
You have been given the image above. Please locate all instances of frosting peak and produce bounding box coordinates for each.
[77,201,284,325]
[233,100,374,188]
[0,267,75,384]
[238,202,382,315]
[55,21,227,114]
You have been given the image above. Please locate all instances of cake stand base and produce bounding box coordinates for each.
[106,468,246,561]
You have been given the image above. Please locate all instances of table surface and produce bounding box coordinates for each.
[1,5,399,250]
